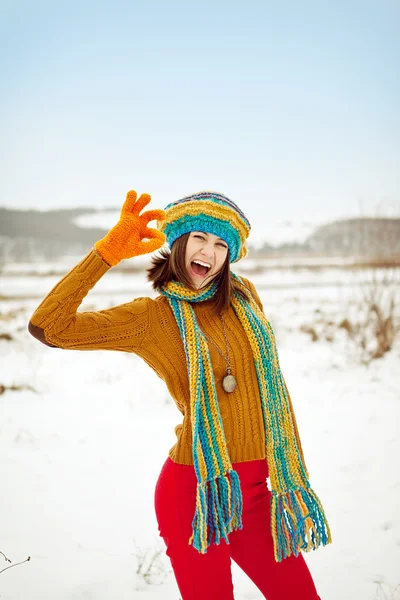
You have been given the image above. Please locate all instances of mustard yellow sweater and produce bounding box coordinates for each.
[28,248,303,466]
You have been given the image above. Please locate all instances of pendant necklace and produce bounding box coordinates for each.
[202,313,237,393]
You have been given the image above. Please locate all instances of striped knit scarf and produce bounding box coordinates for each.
[159,275,332,562]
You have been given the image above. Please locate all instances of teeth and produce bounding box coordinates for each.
[193,260,211,269]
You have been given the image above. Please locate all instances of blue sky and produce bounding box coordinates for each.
[1,0,399,243]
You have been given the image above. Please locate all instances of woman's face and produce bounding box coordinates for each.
[185,231,229,289]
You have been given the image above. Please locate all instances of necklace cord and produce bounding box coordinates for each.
[201,313,231,371]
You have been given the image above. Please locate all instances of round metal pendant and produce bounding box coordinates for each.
[222,374,237,393]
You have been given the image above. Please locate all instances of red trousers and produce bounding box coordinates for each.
[154,457,321,600]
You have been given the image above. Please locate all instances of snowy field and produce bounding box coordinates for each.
[1,257,400,600]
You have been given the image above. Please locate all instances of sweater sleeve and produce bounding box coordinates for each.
[240,275,309,476]
[28,247,151,352]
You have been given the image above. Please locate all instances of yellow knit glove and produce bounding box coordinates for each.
[94,190,166,266]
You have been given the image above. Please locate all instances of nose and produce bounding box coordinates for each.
[200,242,214,259]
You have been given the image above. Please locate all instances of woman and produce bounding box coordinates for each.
[28,189,331,599]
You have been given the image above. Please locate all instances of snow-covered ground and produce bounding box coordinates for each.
[1,260,400,600]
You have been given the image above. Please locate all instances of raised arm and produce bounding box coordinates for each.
[28,190,166,352]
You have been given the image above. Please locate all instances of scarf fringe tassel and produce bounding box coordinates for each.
[189,470,243,553]
[271,486,332,562]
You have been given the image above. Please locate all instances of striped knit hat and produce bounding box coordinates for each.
[156,191,251,263]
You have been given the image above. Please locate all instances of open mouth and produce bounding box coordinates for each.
[191,261,211,277]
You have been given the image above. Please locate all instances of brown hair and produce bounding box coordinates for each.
[146,233,250,314]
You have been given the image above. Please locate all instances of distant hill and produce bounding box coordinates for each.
[250,217,400,258]
[305,217,400,257]
[0,206,108,242]
[0,207,399,262]
[0,207,110,262]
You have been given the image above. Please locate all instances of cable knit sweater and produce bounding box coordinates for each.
[28,247,305,467]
